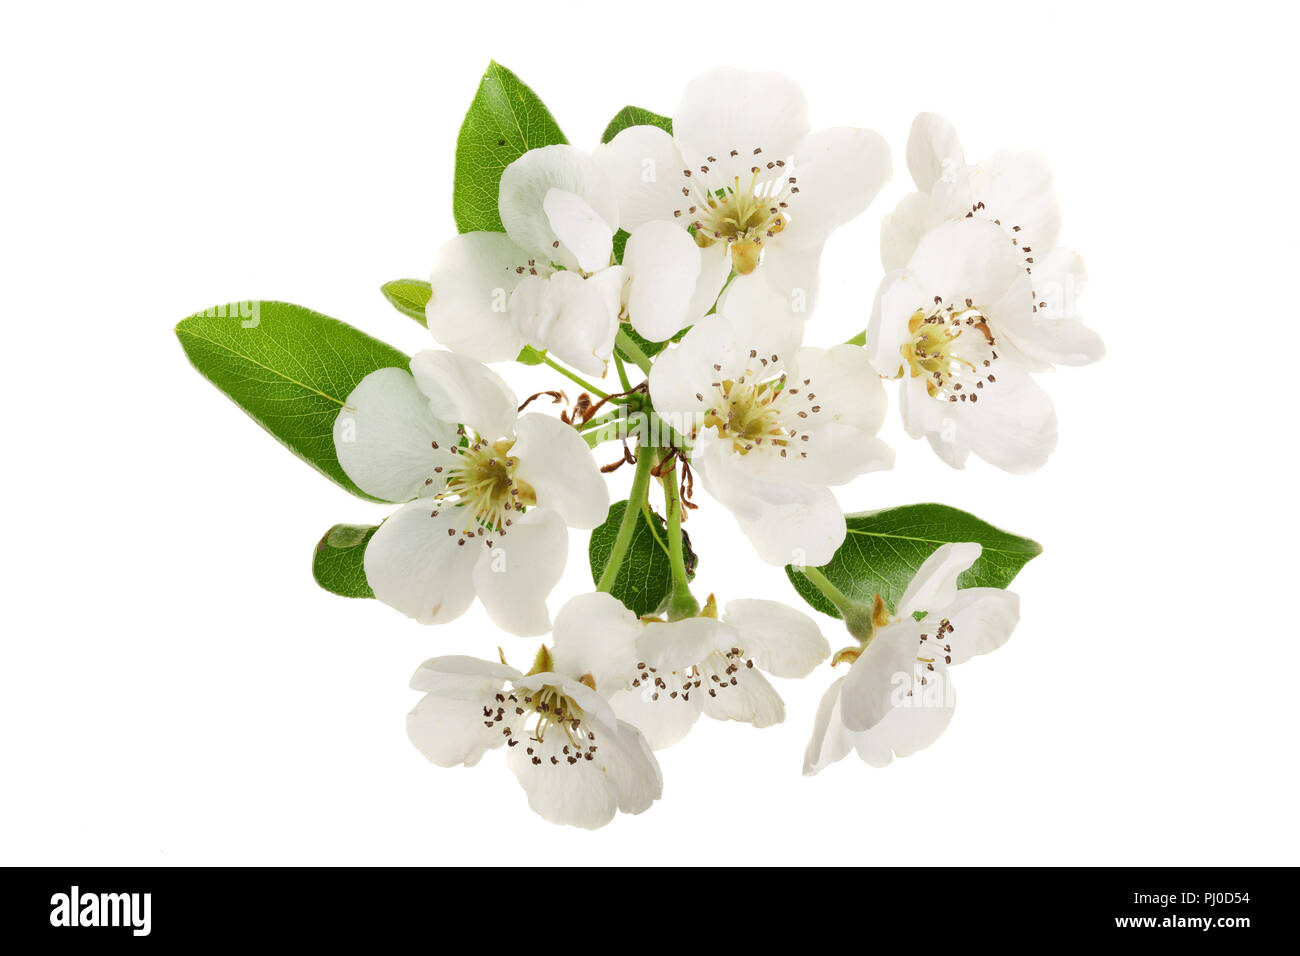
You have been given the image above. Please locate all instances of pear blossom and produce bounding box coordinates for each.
[405,602,661,828]
[596,596,831,750]
[881,112,1104,368]
[803,543,1019,773]
[868,217,1068,473]
[650,277,893,566]
[595,67,892,317]
[426,144,702,373]
[332,349,607,635]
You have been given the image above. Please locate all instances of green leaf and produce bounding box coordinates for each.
[381,278,431,326]
[175,300,410,500]
[786,504,1042,618]
[600,105,672,144]
[454,61,567,234]
[589,500,697,617]
[313,523,377,598]
[615,325,670,363]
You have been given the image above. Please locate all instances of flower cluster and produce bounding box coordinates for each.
[179,64,1102,829]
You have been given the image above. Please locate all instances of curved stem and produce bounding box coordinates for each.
[614,328,653,374]
[577,408,623,432]
[614,353,632,392]
[596,448,654,593]
[659,456,699,620]
[800,566,876,643]
[540,355,608,398]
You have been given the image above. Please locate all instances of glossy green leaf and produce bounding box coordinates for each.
[786,504,1042,618]
[600,105,672,144]
[313,523,377,598]
[381,278,431,326]
[453,61,567,234]
[590,500,697,616]
[175,301,409,500]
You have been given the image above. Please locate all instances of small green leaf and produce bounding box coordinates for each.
[381,278,432,326]
[786,504,1042,618]
[516,345,547,365]
[600,105,672,144]
[454,61,567,234]
[590,500,697,616]
[615,325,670,363]
[175,301,410,500]
[313,523,377,598]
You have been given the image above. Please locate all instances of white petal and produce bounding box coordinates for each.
[592,124,686,231]
[513,269,621,376]
[333,367,457,502]
[604,720,663,815]
[543,188,613,274]
[851,685,956,767]
[622,220,702,342]
[636,617,736,672]
[897,542,983,617]
[838,619,926,733]
[941,588,1020,666]
[674,68,810,184]
[409,350,518,441]
[723,599,829,679]
[407,689,505,768]
[747,239,823,318]
[996,249,1104,367]
[426,232,532,362]
[647,314,737,419]
[471,507,568,636]
[716,274,807,363]
[511,412,610,528]
[363,500,479,625]
[609,684,704,750]
[505,725,620,828]
[880,191,931,272]
[938,363,1059,474]
[694,437,846,567]
[499,144,619,270]
[686,240,733,321]
[700,662,785,728]
[788,126,891,242]
[930,148,1061,253]
[550,592,643,692]
[906,112,964,192]
[866,269,926,379]
[791,344,889,435]
[802,677,856,775]
[907,218,1024,308]
[408,655,521,698]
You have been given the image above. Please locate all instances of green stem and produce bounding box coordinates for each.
[596,449,654,593]
[659,456,699,620]
[614,353,632,392]
[614,328,653,374]
[541,355,608,398]
[801,566,876,642]
[583,423,629,447]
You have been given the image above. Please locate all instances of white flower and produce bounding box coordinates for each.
[597,597,830,750]
[595,67,892,317]
[427,144,702,372]
[868,218,1066,473]
[405,600,661,829]
[881,112,1104,369]
[803,543,1019,773]
[332,350,608,635]
[650,277,893,566]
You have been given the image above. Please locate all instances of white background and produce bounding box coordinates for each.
[3,1,1297,866]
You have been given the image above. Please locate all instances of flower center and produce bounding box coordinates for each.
[483,684,601,767]
[691,352,820,459]
[629,648,755,703]
[424,430,536,546]
[901,301,1000,403]
[673,150,798,275]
